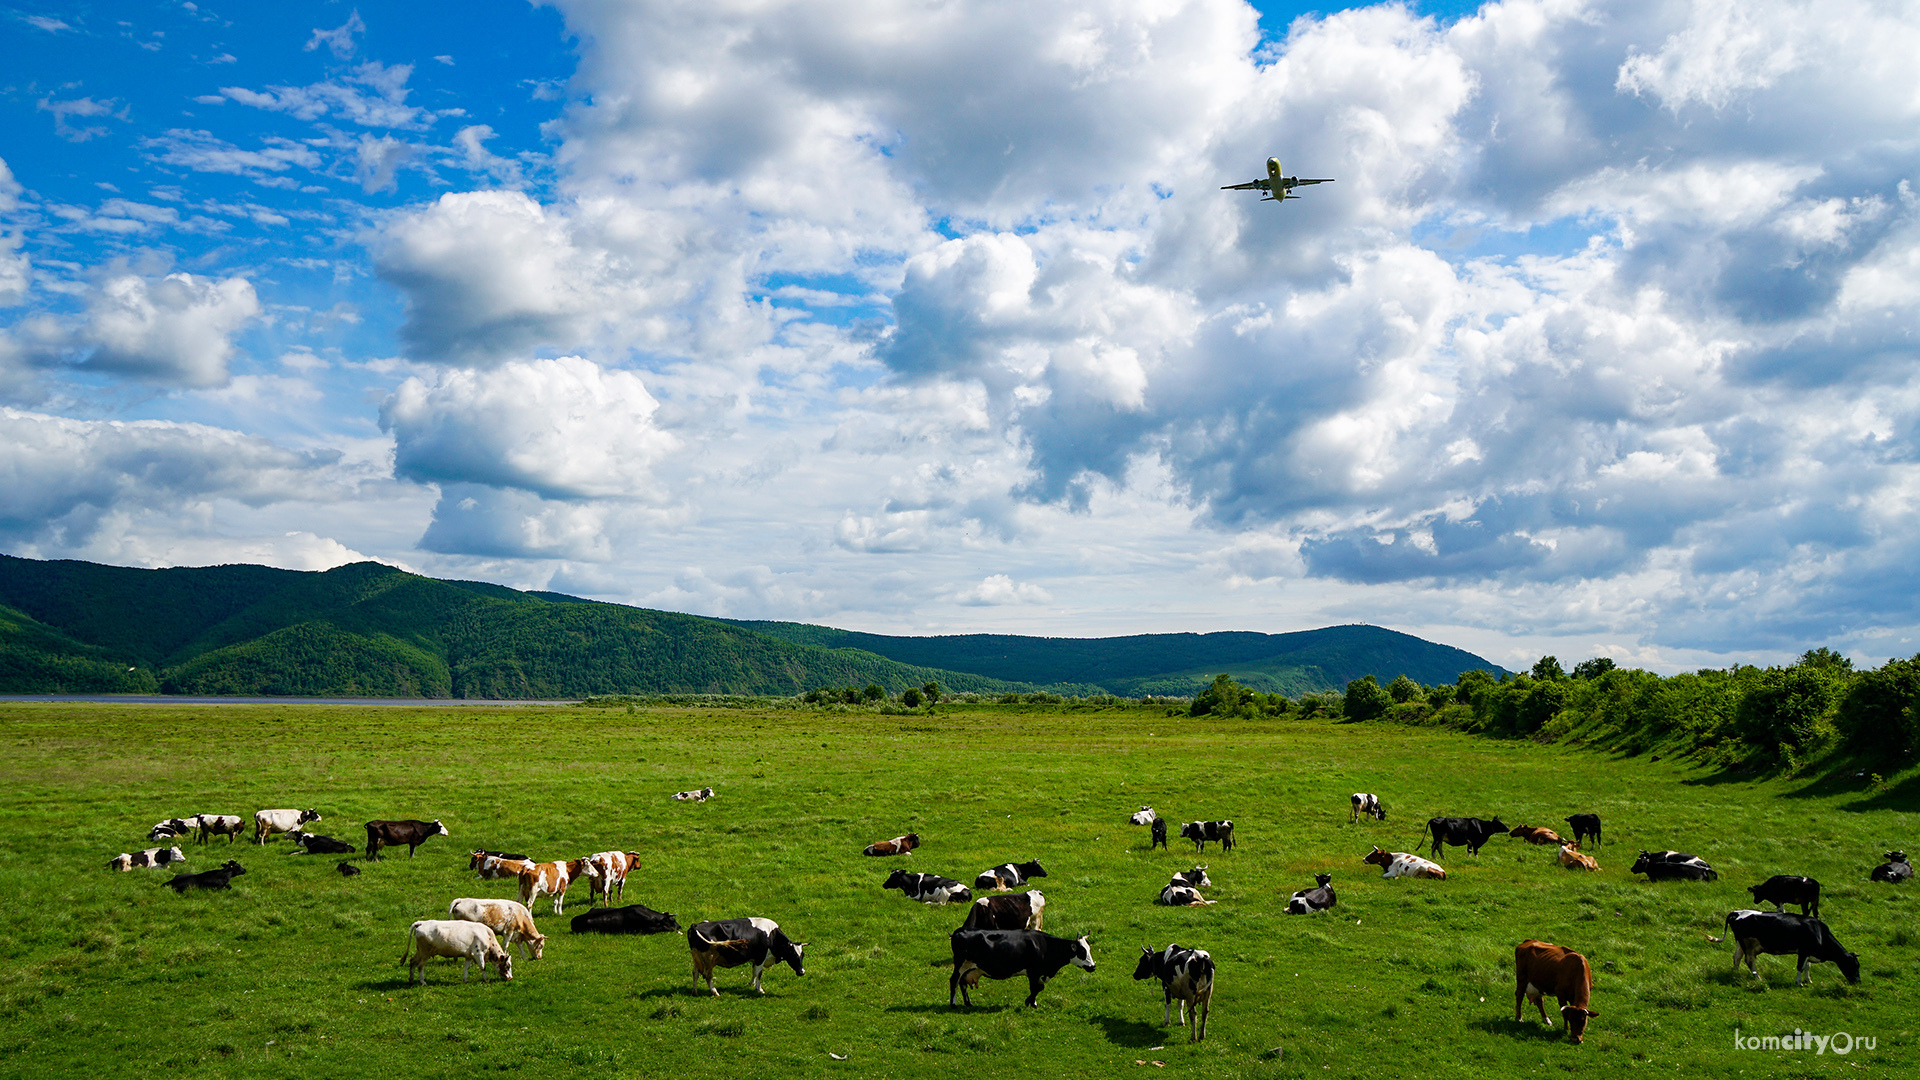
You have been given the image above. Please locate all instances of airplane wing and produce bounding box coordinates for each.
[1292,178,1334,185]
[1220,179,1272,191]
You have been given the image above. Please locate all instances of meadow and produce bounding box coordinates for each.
[0,701,1913,1079]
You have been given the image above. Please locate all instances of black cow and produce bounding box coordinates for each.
[572,903,680,934]
[1426,816,1507,858]
[1132,944,1214,1042]
[1150,818,1168,850]
[164,860,246,893]
[364,819,450,860]
[686,917,806,995]
[958,890,1046,931]
[975,860,1047,891]
[1286,873,1336,914]
[337,861,361,877]
[1564,813,1602,847]
[288,831,357,855]
[1725,910,1860,985]
[1180,820,1235,853]
[885,870,972,904]
[1748,875,1820,918]
[1632,850,1718,881]
[1871,851,1912,883]
[949,928,1095,1007]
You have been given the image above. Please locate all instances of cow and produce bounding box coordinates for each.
[959,890,1046,931]
[253,809,321,844]
[364,819,450,860]
[400,919,513,985]
[148,818,196,841]
[448,898,547,961]
[975,860,1047,891]
[1168,866,1211,889]
[1871,851,1912,883]
[571,903,681,935]
[686,917,806,995]
[863,833,920,856]
[1509,825,1564,846]
[1564,813,1601,847]
[1747,875,1820,918]
[1132,944,1214,1042]
[1150,818,1168,850]
[1179,820,1234,853]
[196,815,246,844]
[1287,873,1336,914]
[671,787,715,802]
[1514,940,1597,1043]
[1363,846,1446,880]
[337,861,361,877]
[163,860,245,892]
[1427,816,1507,858]
[884,870,972,905]
[583,850,643,906]
[470,851,536,880]
[1130,806,1157,826]
[520,858,591,915]
[1631,850,1717,881]
[1350,793,1386,823]
[949,928,1095,1007]
[1159,876,1215,907]
[1725,910,1860,985]
[1557,844,1599,871]
[108,846,187,871]
[287,831,356,855]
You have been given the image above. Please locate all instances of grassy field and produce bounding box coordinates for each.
[0,701,1913,1079]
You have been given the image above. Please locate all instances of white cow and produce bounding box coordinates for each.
[448,898,547,960]
[253,809,321,844]
[400,920,513,985]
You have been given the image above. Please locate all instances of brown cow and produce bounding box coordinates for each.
[1558,844,1599,871]
[585,850,643,906]
[1509,825,1564,845]
[1514,940,1597,1043]
[519,857,591,915]
[863,832,920,856]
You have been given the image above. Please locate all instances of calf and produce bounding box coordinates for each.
[584,850,643,906]
[288,831,356,855]
[1725,910,1860,985]
[1514,940,1597,1043]
[1130,806,1157,826]
[1631,850,1717,881]
[448,897,547,960]
[949,928,1095,1007]
[671,787,715,802]
[1426,816,1507,858]
[1132,944,1214,1042]
[1363,845,1447,880]
[1748,875,1820,918]
[1871,850,1912,883]
[148,818,196,841]
[519,858,591,915]
[470,851,536,880]
[1286,873,1336,914]
[337,861,361,877]
[1150,818,1168,850]
[1557,844,1599,871]
[884,870,972,905]
[863,832,920,856]
[364,818,450,860]
[1349,793,1385,823]
[959,890,1046,931]
[163,860,245,892]
[571,903,680,935]
[687,917,806,995]
[1509,825,1564,845]
[974,860,1047,891]
[1179,820,1235,853]
[108,846,187,871]
[253,808,321,844]
[400,919,513,985]
[1564,813,1601,847]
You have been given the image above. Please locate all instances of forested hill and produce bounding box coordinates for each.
[0,555,1014,698]
[720,621,1505,697]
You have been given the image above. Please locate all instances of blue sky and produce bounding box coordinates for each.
[4,0,1918,675]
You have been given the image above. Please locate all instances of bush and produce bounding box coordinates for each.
[1343,675,1393,722]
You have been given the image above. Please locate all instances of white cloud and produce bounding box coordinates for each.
[950,573,1054,606]
[80,272,261,386]
[305,11,365,60]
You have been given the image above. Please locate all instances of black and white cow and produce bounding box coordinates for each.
[1130,806,1157,826]
[164,860,246,892]
[364,819,450,859]
[1724,910,1860,985]
[1131,944,1215,1042]
[949,928,1095,1007]
[1748,875,1820,918]
[884,870,973,905]
[572,903,680,934]
[1631,850,1718,881]
[975,860,1048,891]
[148,818,196,841]
[288,830,357,855]
[1871,851,1912,883]
[1150,818,1168,850]
[686,918,806,995]
[1180,820,1235,853]
[959,890,1046,931]
[1160,867,1215,907]
[108,846,187,871]
[1426,816,1508,858]
[253,809,321,844]
[1349,793,1385,823]
[1564,813,1602,847]
[1286,873,1336,914]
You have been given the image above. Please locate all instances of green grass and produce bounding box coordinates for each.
[0,703,1914,1078]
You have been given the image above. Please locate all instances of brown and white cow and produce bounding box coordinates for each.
[1514,940,1597,1043]
[584,850,643,906]
[1558,844,1599,871]
[469,851,535,880]
[253,808,321,844]
[448,897,547,960]
[1510,825,1565,845]
[1363,846,1447,880]
[863,832,920,856]
[519,857,591,915]
[400,919,513,985]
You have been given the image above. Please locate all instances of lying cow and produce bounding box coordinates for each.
[1180,820,1234,853]
[1150,818,1168,850]
[1350,793,1385,823]
[470,851,535,880]
[1159,870,1216,907]
[686,917,806,995]
[1557,844,1599,871]
[288,831,356,855]
[1130,806,1157,826]
[884,870,972,905]
[448,897,546,960]
[520,858,592,915]
[1515,940,1597,1043]
[164,860,245,892]
[1631,850,1717,881]
[584,850,643,906]
[1748,875,1820,918]
[337,861,361,877]
[1564,813,1601,847]
[1871,851,1912,883]
[1725,910,1860,985]
[253,808,321,844]
[863,832,920,856]
[400,919,512,985]
[959,890,1046,931]
[364,818,450,859]
[571,903,680,935]
[975,860,1047,891]
[1132,944,1214,1042]
[1364,845,1446,880]
[949,928,1094,1007]
[671,787,715,802]
[149,818,196,841]
[1427,816,1507,858]
[1509,825,1564,845]
[109,846,186,871]
[1287,873,1336,914]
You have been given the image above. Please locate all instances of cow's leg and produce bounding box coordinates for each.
[751,961,767,994]
[1193,989,1209,1043]
[1796,956,1812,986]
[1163,990,1174,1026]
[1025,972,1045,1007]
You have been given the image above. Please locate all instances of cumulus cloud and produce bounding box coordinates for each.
[417,483,613,561]
[80,272,261,386]
[950,574,1053,606]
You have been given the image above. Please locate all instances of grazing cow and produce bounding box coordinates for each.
[1564,813,1601,847]
[448,898,547,961]
[364,819,450,860]
[470,851,536,880]
[1514,940,1597,1043]
[686,917,806,995]
[288,831,357,855]
[400,919,513,985]
[1287,873,1336,914]
[1631,850,1718,881]
[1179,820,1235,853]
[1557,844,1599,871]
[108,846,187,871]
[1426,816,1508,858]
[519,858,592,915]
[1725,910,1860,985]
[583,850,643,906]
[253,809,321,844]
[149,818,196,841]
[1871,851,1912,883]
[337,861,361,877]
[959,890,1047,932]
[196,815,246,845]
[1150,818,1168,850]
[671,787,715,802]
[1132,944,1214,1042]
[975,860,1048,891]
[1363,845,1446,880]
[571,904,681,935]
[1350,793,1386,823]
[1509,825,1564,845]
[863,833,920,856]
[949,928,1095,1007]
[884,870,972,905]
[1130,806,1157,826]
[1747,875,1820,919]
[163,860,245,892]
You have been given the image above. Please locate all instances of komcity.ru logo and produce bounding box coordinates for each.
[1734,1029,1876,1055]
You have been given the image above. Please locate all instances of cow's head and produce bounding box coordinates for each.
[1630,852,1653,875]
[1131,946,1160,980]
[166,846,185,862]
[772,932,807,976]
[1376,807,1388,821]
[1485,817,1508,833]
[1180,822,1201,838]
[488,947,513,982]
[468,850,488,870]
[1313,872,1332,888]
[1837,950,1861,984]
[1885,851,1907,863]
[565,857,592,877]
[883,869,911,890]
[223,861,246,875]
[1024,860,1048,878]
[1362,846,1391,867]
[1069,936,1096,972]
[525,932,547,961]
[1560,1004,1597,1043]
[429,820,449,838]
[1184,866,1211,887]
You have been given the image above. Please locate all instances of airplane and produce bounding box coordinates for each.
[1222,158,1334,203]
